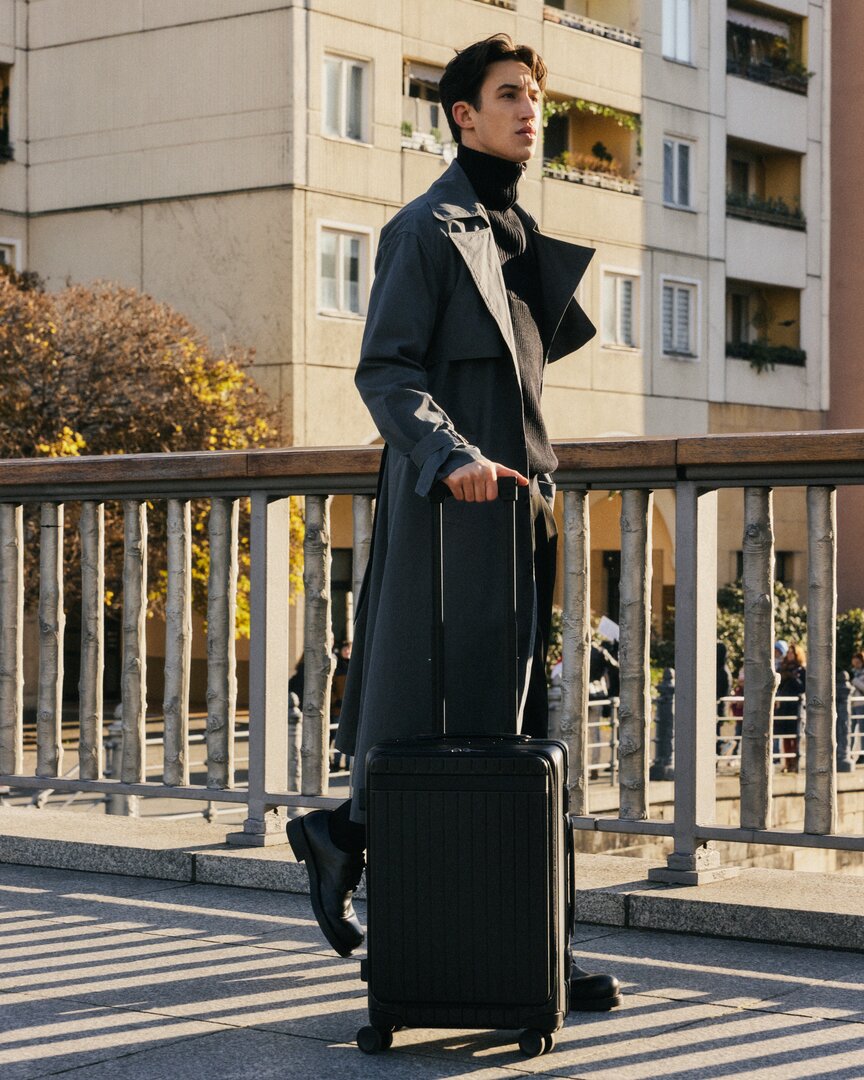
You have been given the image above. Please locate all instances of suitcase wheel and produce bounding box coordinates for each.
[357,1026,393,1054]
[518,1029,555,1057]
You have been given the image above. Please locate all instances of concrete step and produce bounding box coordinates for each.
[1,806,862,953]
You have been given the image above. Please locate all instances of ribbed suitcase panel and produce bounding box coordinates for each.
[368,765,553,1009]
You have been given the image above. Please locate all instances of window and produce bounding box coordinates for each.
[0,65,11,161]
[323,55,369,142]
[727,290,751,348]
[402,60,452,151]
[0,239,20,270]
[736,550,793,586]
[663,137,692,208]
[602,271,639,348]
[318,226,370,316]
[662,0,691,63]
[661,279,698,358]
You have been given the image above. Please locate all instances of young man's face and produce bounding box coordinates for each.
[453,59,541,163]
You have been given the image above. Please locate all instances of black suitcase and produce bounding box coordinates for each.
[357,478,574,1058]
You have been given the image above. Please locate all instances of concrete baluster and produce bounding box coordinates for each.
[618,488,652,820]
[78,502,104,780]
[805,486,837,834]
[163,499,192,786]
[37,503,64,778]
[301,495,334,797]
[0,504,23,776]
[207,497,238,790]
[559,489,591,813]
[121,501,147,785]
[740,488,777,829]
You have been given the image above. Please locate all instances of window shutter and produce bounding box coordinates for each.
[662,284,674,351]
[676,287,692,353]
[620,279,634,346]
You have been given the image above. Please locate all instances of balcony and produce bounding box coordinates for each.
[0,435,861,886]
[726,191,805,231]
[727,6,811,96]
[543,98,641,197]
[401,65,454,159]
[726,281,805,372]
[543,2,641,48]
[542,156,641,196]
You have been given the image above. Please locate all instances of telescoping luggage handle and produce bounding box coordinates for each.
[429,476,520,735]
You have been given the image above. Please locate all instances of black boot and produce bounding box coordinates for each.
[287,810,365,957]
[569,961,622,1012]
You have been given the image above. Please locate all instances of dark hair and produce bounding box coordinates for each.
[439,34,547,144]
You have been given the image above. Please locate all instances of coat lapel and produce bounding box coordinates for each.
[514,205,596,362]
[429,164,518,368]
[427,162,596,367]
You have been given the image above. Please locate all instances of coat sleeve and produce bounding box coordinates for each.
[355,226,482,496]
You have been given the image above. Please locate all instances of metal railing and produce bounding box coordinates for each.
[543,6,641,49]
[0,434,862,878]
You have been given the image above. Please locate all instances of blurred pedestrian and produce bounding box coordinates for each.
[774,642,806,772]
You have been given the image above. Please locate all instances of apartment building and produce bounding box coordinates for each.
[0,0,831,653]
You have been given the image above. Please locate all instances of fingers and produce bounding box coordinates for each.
[495,464,530,486]
[442,459,527,502]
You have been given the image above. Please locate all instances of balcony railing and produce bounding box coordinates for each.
[544,6,641,49]
[726,55,810,96]
[543,161,641,196]
[726,191,806,231]
[0,434,862,878]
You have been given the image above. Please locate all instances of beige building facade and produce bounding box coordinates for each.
[0,0,832,647]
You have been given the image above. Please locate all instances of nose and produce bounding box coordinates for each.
[518,93,538,119]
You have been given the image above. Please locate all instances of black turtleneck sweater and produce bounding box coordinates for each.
[455,144,557,477]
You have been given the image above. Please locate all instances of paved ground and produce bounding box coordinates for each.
[1,864,863,1079]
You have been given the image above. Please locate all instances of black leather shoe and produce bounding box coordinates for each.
[569,962,622,1012]
[287,810,365,957]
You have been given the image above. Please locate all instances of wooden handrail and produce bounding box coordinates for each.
[1,430,863,491]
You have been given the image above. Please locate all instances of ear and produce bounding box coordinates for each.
[451,100,476,133]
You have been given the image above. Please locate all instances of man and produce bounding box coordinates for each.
[288,33,620,1012]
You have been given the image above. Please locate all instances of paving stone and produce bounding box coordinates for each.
[38,1026,525,1080]
[0,989,223,1080]
[0,862,191,899]
[3,863,864,1080]
[1,864,349,951]
[507,998,864,1079]
[570,928,864,1010]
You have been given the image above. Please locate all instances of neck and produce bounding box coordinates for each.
[456,143,524,212]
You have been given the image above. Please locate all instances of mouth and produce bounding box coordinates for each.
[517,128,536,139]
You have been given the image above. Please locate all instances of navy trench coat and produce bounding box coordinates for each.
[334,161,595,816]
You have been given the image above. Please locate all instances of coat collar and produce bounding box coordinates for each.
[429,162,518,367]
[427,161,596,363]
